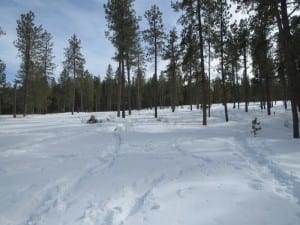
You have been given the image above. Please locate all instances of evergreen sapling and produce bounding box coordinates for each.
[251,117,261,136]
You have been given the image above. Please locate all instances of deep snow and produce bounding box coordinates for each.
[0,103,299,225]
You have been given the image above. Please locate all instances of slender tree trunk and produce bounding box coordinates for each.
[189,63,193,111]
[137,79,141,110]
[243,45,249,112]
[154,23,158,118]
[265,72,272,115]
[275,9,288,111]
[279,56,288,110]
[220,0,228,122]
[121,53,126,118]
[232,63,236,109]
[171,64,176,113]
[137,57,141,110]
[72,57,76,115]
[126,57,132,115]
[197,0,207,125]
[236,62,240,109]
[208,38,211,117]
[117,58,121,117]
[259,71,266,110]
[13,82,17,118]
[23,43,30,117]
[80,89,84,112]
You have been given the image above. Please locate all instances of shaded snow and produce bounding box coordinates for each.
[0,102,299,225]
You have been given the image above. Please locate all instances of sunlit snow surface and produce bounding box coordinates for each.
[0,103,299,225]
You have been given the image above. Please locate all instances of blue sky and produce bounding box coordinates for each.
[0,0,178,83]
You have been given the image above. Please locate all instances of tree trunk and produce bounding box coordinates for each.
[117,58,121,117]
[236,62,240,109]
[197,0,207,125]
[23,46,30,117]
[232,62,236,109]
[13,82,17,118]
[72,49,76,115]
[208,38,211,117]
[275,8,288,111]
[220,0,228,122]
[171,65,176,113]
[154,24,158,118]
[265,73,272,115]
[121,53,126,118]
[243,45,249,113]
[126,57,132,115]
[189,63,193,111]
[137,60,141,111]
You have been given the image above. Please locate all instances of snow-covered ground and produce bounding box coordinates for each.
[0,103,299,225]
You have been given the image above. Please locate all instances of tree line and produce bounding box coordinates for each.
[0,0,299,138]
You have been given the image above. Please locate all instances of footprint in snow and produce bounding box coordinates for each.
[248,179,264,190]
[150,204,160,210]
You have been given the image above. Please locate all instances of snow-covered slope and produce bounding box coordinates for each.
[0,103,299,225]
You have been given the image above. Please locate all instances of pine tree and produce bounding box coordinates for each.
[81,70,94,112]
[173,0,210,125]
[214,0,231,122]
[125,23,139,116]
[14,11,43,116]
[143,4,165,118]
[223,22,241,109]
[290,15,300,111]
[177,8,199,111]
[158,71,167,108]
[203,0,218,116]
[34,30,55,113]
[104,64,114,111]
[63,34,85,115]
[104,0,138,118]
[59,68,73,112]
[134,42,146,110]
[196,0,209,125]
[276,0,300,138]
[164,28,180,112]
[234,0,299,138]
[251,10,274,116]
[237,19,250,113]
[40,31,55,79]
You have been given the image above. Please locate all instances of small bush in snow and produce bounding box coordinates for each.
[251,117,261,136]
[87,115,98,124]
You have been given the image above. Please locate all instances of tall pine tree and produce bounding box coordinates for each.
[63,34,85,115]
[164,28,180,112]
[14,11,43,116]
[143,4,165,118]
[104,0,138,118]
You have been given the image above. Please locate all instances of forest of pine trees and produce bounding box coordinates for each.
[0,1,299,137]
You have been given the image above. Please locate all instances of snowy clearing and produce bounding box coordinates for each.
[0,103,300,225]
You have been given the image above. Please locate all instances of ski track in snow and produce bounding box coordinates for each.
[77,175,165,225]
[20,121,126,225]
[237,136,300,204]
